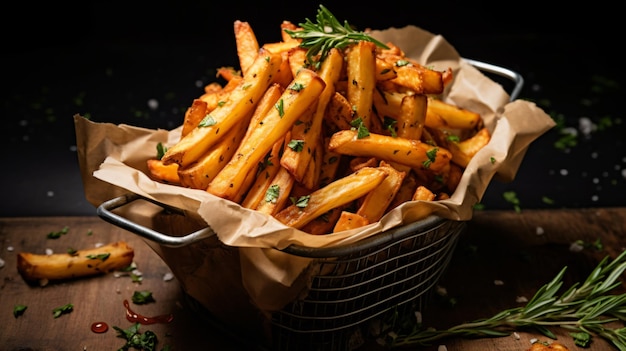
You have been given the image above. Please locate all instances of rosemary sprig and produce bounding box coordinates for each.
[283,5,388,69]
[384,250,626,350]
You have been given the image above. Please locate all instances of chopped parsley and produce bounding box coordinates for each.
[503,191,521,213]
[350,117,370,139]
[132,290,156,305]
[198,115,217,127]
[13,304,27,318]
[114,323,159,351]
[52,303,73,318]
[288,139,305,152]
[86,253,111,261]
[423,148,438,169]
[275,99,285,117]
[156,142,167,160]
[47,226,69,239]
[265,184,280,204]
[291,195,311,208]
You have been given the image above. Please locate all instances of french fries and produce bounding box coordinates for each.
[146,10,492,234]
[17,241,134,282]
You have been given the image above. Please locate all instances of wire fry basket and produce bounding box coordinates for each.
[96,59,523,351]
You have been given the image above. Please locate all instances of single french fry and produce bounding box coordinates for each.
[427,97,482,130]
[181,99,208,138]
[147,159,180,184]
[346,41,377,128]
[263,40,301,55]
[207,69,326,201]
[274,167,389,229]
[328,130,452,173]
[273,51,295,87]
[216,66,241,82]
[375,56,397,81]
[324,91,353,132]
[287,47,308,78]
[317,137,342,188]
[390,64,444,95]
[457,127,491,160]
[300,206,345,235]
[372,88,403,121]
[396,93,427,141]
[234,20,260,76]
[254,166,296,216]
[281,48,343,184]
[333,211,370,232]
[412,185,436,201]
[280,20,300,42]
[17,241,134,282]
[241,137,286,209]
[300,134,325,190]
[356,161,406,223]
[429,127,490,168]
[389,171,419,210]
[162,49,282,168]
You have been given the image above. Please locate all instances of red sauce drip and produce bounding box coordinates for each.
[91,321,109,333]
[123,299,173,325]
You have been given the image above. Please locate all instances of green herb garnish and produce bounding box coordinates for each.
[288,139,305,152]
[13,304,27,318]
[284,5,389,69]
[47,226,69,239]
[265,184,280,204]
[86,253,111,261]
[385,250,626,350]
[114,323,158,351]
[156,142,167,160]
[132,290,156,305]
[52,303,73,318]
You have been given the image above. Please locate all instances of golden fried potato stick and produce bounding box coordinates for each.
[162,49,282,168]
[17,241,134,282]
[426,96,482,130]
[147,159,180,184]
[390,64,444,95]
[328,130,452,173]
[356,161,406,223]
[412,185,436,201]
[274,167,389,229]
[181,99,208,138]
[316,137,342,188]
[254,166,295,216]
[333,211,370,232]
[375,57,397,81]
[429,127,491,168]
[396,93,427,141]
[241,136,286,209]
[346,41,377,128]
[280,48,343,185]
[300,206,345,235]
[324,91,354,133]
[234,20,260,75]
[206,69,326,201]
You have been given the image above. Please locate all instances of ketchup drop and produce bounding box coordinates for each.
[123,299,174,324]
[91,321,109,333]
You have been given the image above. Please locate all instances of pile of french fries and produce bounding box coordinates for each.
[146,19,490,235]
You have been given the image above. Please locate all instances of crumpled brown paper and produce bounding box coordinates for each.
[75,25,555,312]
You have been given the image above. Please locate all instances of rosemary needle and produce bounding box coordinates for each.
[283,5,388,69]
[384,249,626,350]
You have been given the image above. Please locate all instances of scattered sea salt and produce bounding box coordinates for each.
[516,296,528,303]
[559,169,568,176]
[414,311,422,324]
[147,98,159,110]
[494,280,504,286]
[47,190,54,197]
[535,226,544,235]
[7,246,14,252]
[513,332,521,340]
[437,345,448,351]
[94,242,104,248]
[0,257,5,268]
[570,241,584,252]
[435,285,448,296]
[162,272,174,281]
[45,248,53,255]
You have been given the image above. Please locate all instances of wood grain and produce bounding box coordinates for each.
[1,208,624,351]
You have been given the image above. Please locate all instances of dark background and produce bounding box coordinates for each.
[2,2,624,216]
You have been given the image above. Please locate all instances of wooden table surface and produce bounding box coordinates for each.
[2,207,625,351]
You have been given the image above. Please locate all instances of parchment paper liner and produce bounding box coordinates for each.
[75,25,555,315]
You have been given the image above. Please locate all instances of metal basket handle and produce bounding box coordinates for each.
[97,59,524,253]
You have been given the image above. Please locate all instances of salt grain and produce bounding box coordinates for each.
[494,280,504,286]
[45,248,53,255]
[516,296,528,303]
[570,241,584,252]
[535,226,544,235]
[438,345,448,351]
[147,99,159,110]
[47,190,54,197]
[7,246,14,252]
[162,272,174,281]
[513,332,521,340]
[0,257,5,268]
[559,169,568,176]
